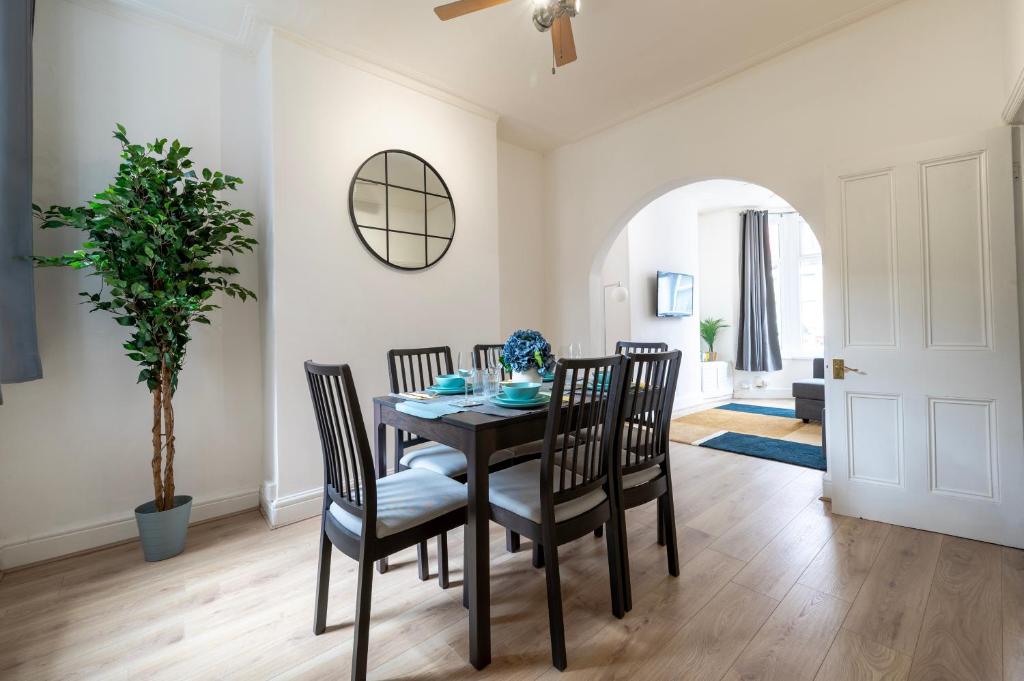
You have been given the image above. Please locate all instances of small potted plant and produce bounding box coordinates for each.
[501,329,553,383]
[34,125,258,561]
[699,317,729,362]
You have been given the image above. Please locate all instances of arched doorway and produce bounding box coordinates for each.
[593,178,827,476]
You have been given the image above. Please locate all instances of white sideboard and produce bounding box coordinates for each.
[700,360,732,399]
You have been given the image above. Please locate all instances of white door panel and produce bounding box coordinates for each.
[825,127,1024,548]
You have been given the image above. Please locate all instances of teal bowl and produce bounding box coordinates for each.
[435,374,465,389]
[501,381,542,401]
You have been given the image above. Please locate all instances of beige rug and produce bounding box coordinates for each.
[670,406,822,446]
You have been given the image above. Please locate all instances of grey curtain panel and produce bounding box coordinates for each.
[736,210,783,372]
[0,0,42,404]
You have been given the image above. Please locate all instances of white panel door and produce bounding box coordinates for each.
[824,128,1024,548]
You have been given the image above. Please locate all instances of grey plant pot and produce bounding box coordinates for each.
[134,495,193,562]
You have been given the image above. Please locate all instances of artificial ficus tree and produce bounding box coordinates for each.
[34,125,258,511]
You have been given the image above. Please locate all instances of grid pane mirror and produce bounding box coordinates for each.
[349,150,455,270]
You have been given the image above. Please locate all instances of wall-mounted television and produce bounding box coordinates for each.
[657,271,694,318]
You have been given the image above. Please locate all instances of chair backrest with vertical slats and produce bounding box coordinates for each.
[387,346,453,447]
[617,350,681,477]
[615,340,669,355]
[541,355,628,515]
[474,343,508,380]
[304,361,376,524]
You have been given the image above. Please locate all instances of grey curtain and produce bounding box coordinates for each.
[736,210,782,372]
[0,0,41,404]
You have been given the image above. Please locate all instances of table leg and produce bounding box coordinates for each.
[466,435,492,669]
[374,403,389,574]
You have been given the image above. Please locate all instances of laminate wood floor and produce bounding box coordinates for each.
[2,443,1021,681]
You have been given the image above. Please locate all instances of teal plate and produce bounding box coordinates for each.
[429,385,472,396]
[490,394,551,409]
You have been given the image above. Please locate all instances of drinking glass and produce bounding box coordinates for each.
[454,351,483,407]
[457,351,471,378]
[483,366,500,399]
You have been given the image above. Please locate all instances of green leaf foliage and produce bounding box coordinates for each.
[699,317,730,353]
[34,126,258,393]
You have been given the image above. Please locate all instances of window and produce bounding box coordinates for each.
[767,213,824,358]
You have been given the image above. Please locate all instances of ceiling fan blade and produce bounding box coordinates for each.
[551,14,577,67]
[434,0,512,21]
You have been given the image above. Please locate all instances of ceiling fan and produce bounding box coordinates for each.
[434,0,581,71]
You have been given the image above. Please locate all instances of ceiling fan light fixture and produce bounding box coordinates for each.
[532,0,578,32]
[532,4,555,31]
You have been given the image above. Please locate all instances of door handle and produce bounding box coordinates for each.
[832,358,866,379]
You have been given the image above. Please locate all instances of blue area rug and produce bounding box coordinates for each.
[716,403,797,419]
[700,431,826,471]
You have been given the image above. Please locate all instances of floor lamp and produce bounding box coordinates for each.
[602,281,629,353]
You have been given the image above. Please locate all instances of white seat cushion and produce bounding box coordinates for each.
[399,442,513,477]
[329,468,467,538]
[622,464,661,489]
[488,459,607,524]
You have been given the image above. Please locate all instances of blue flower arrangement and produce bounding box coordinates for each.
[501,329,552,373]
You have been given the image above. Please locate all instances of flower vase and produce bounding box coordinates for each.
[513,367,544,384]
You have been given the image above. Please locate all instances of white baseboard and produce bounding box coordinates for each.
[673,396,732,418]
[732,389,793,399]
[260,486,322,528]
[0,489,259,571]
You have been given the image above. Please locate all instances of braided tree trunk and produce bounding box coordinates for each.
[149,358,177,511]
[161,360,176,510]
[151,371,164,511]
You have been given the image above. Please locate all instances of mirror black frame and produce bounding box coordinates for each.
[348,149,456,271]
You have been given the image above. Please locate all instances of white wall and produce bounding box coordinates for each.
[497,141,546,336]
[261,32,501,519]
[624,193,703,409]
[697,210,741,367]
[544,0,1007,374]
[0,0,264,568]
[600,228,630,353]
[1003,0,1024,119]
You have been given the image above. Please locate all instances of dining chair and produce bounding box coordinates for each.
[305,361,468,681]
[387,346,514,584]
[610,349,682,612]
[606,340,670,540]
[473,343,508,381]
[486,355,629,670]
[614,340,669,354]
[473,342,569,556]
[474,342,528,554]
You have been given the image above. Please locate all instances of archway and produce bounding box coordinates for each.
[592,178,827,472]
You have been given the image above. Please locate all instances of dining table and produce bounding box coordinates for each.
[372,391,554,670]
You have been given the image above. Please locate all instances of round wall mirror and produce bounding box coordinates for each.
[349,150,455,270]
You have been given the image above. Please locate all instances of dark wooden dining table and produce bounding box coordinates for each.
[372,394,551,670]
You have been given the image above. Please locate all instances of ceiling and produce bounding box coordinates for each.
[128,0,905,150]
[674,179,793,214]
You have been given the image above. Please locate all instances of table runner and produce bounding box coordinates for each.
[392,393,550,419]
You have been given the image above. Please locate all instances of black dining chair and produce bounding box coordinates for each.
[474,342,532,554]
[473,343,509,381]
[387,346,514,584]
[305,361,468,681]
[486,355,629,670]
[614,340,669,355]
[610,349,682,612]
[473,342,577,556]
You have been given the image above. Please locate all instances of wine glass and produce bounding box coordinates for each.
[455,351,482,407]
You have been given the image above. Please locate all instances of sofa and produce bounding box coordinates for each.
[793,358,825,423]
